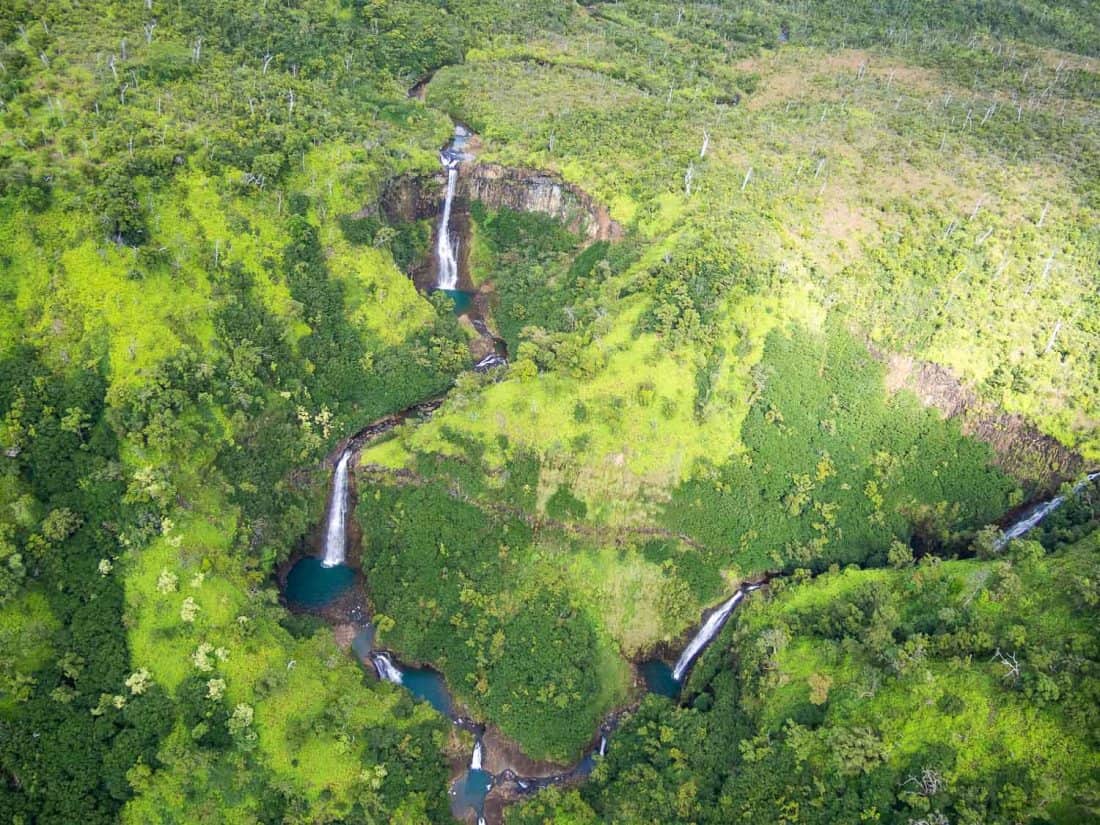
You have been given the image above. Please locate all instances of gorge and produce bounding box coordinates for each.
[274,118,1100,825]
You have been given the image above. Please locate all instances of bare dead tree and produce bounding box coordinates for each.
[684,162,694,196]
[904,767,946,797]
[262,53,274,74]
[992,648,1021,684]
[700,129,710,158]
[1043,319,1062,355]
[144,21,156,44]
[192,37,203,63]
[741,166,753,192]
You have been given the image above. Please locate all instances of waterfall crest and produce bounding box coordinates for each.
[321,451,351,567]
[435,126,469,290]
[371,652,404,685]
[672,590,744,681]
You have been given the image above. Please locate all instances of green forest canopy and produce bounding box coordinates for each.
[0,0,1096,823]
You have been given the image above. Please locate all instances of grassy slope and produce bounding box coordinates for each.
[0,2,468,819]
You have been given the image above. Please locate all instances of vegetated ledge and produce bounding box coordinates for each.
[879,350,1084,493]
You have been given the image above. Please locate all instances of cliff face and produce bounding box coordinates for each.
[459,164,622,243]
[379,164,622,243]
[882,353,1084,493]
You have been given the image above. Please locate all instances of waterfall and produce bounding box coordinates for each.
[321,451,351,567]
[471,739,483,770]
[672,590,744,681]
[996,471,1100,549]
[371,652,404,685]
[435,126,468,291]
[598,736,607,757]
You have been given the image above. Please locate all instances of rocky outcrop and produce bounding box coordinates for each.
[379,174,442,224]
[460,164,622,243]
[882,353,1083,492]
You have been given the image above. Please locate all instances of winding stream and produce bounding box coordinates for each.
[280,121,1099,825]
[287,438,1096,822]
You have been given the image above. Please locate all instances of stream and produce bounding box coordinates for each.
[284,445,1096,823]
[279,123,1100,825]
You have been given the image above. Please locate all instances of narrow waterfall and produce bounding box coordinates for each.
[672,590,744,681]
[996,471,1100,549]
[471,739,483,770]
[321,451,351,567]
[371,652,404,685]
[435,126,469,290]
[598,736,607,757]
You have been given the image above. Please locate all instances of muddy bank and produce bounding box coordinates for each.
[881,352,1083,492]
[478,726,575,779]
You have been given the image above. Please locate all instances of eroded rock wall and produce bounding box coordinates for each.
[460,164,622,242]
[883,352,1084,493]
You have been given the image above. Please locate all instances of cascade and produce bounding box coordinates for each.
[371,652,404,685]
[996,471,1100,548]
[435,126,469,290]
[471,739,483,770]
[672,590,744,681]
[321,451,351,567]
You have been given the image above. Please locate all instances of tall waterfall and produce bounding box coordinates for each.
[672,590,744,681]
[471,739,483,770]
[435,126,469,290]
[996,471,1100,549]
[371,652,404,685]
[321,451,351,567]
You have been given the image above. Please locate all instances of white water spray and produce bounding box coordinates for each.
[435,126,468,290]
[371,652,404,685]
[321,451,351,567]
[672,590,744,681]
[471,739,483,770]
[996,471,1100,549]
[598,736,607,757]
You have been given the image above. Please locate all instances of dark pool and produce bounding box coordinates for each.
[400,665,455,718]
[639,659,681,699]
[436,288,474,315]
[451,768,492,820]
[283,557,355,609]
